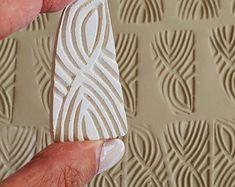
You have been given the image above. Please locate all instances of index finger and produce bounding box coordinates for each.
[0,0,75,39]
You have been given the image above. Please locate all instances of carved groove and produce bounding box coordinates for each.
[115,34,138,118]
[33,37,53,113]
[151,30,195,115]
[53,0,127,141]
[89,125,169,187]
[213,119,235,187]
[0,127,52,180]
[210,25,235,104]
[164,120,210,187]
[0,39,17,124]
[119,0,163,23]
[176,0,220,20]
[26,14,49,31]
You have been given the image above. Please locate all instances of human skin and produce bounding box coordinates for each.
[0,0,75,39]
[0,141,103,187]
[0,1,104,186]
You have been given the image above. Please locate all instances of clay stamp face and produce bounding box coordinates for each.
[51,0,128,142]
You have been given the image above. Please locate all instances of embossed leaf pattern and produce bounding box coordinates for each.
[0,39,16,124]
[151,30,195,115]
[53,0,127,141]
[115,34,138,118]
[26,14,49,31]
[210,25,235,104]
[164,120,210,187]
[213,119,235,187]
[176,0,220,20]
[119,0,163,23]
[128,125,168,187]
[0,127,52,180]
[36,127,53,152]
[33,37,53,113]
[88,125,168,187]
[88,161,123,187]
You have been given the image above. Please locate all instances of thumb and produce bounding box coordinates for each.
[0,139,125,187]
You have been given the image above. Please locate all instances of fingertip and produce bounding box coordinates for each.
[98,139,125,174]
[0,0,42,39]
[41,0,75,13]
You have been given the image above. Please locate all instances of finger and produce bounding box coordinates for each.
[41,0,75,13]
[0,0,75,39]
[0,139,125,187]
[0,0,42,39]
[1,141,102,187]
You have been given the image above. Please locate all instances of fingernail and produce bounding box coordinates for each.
[97,139,125,174]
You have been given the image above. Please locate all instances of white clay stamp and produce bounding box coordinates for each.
[51,0,128,142]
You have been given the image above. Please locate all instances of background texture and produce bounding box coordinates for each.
[0,0,235,186]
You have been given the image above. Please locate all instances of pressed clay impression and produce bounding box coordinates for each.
[51,0,128,142]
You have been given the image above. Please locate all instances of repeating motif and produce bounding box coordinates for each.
[210,25,235,104]
[164,120,210,187]
[151,30,195,115]
[115,34,138,118]
[176,0,220,20]
[0,126,52,180]
[213,119,235,187]
[0,39,17,124]
[2,0,235,185]
[26,14,49,31]
[119,0,164,23]
[36,127,53,152]
[33,37,53,113]
[53,0,128,141]
[88,125,168,187]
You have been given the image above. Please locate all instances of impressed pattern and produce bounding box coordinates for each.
[33,37,53,113]
[0,39,17,124]
[1,0,235,184]
[26,14,49,31]
[210,25,235,104]
[115,34,138,118]
[53,0,128,141]
[119,0,164,23]
[213,119,235,187]
[0,126,52,180]
[165,120,210,187]
[176,0,220,20]
[151,30,195,115]
[88,125,169,187]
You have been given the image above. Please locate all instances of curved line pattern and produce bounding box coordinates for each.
[151,30,195,115]
[115,34,138,118]
[26,14,49,31]
[210,25,235,104]
[0,127,52,180]
[36,127,53,152]
[88,125,169,187]
[53,0,127,142]
[213,119,235,187]
[164,120,210,187]
[33,37,53,113]
[176,0,220,20]
[0,39,16,124]
[119,0,163,23]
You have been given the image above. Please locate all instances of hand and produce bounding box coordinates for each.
[0,1,125,186]
[0,0,76,39]
[0,140,125,187]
